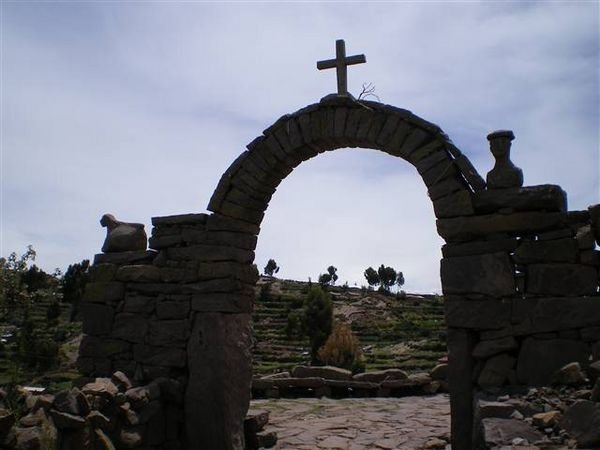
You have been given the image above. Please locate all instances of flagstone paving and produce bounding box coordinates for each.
[251,394,451,450]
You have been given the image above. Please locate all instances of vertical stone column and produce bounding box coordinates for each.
[185,312,253,450]
[447,328,476,450]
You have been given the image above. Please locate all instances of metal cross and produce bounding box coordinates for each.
[317,39,366,96]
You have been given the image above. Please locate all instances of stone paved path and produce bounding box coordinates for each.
[251,394,451,450]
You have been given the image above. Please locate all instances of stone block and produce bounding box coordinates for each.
[79,336,131,359]
[353,368,408,383]
[382,121,413,157]
[151,214,208,227]
[473,336,517,359]
[191,293,253,313]
[399,128,431,158]
[472,185,567,214]
[83,282,125,304]
[216,200,265,226]
[148,234,182,249]
[112,313,149,344]
[516,338,590,385]
[445,297,511,329]
[441,253,515,297]
[291,365,352,380]
[413,149,448,175]
[205,231,258,251]
[407,139,444,163]
[432,190,474,219]
[513,238,578,264]
[442,238,519,258]
[526,263,598,296]
[223,187,267,214]
[116,265,162,283]
[146,320,190,347]
[123,295,156,314]
[94,250,157,265]
[207,214,260,236]
[512,297,600,334]
[133,344,186,368]
[427,176,467,201]
[89,264,118,282]
[477,353,516,388]
[437,211,566,242]
[81,303,114,336]
[197,261,258,284]
[156,297,190,320]
[537,227,573,240]
[421,159,458,187]
[167,245,254,264]
[375,114,400,147]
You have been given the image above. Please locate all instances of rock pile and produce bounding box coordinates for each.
[0,371,185,450]
[475,361,600,449]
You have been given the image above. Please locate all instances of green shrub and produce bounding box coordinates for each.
[284,310,304,339]
[303,286,333,365]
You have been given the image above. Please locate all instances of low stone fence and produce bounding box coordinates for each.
[252,365,447,399]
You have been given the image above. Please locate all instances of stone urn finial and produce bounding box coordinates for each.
[100,213,147,253]
[486,130,523,189]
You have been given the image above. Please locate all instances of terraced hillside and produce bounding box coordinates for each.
[252,277,447,376]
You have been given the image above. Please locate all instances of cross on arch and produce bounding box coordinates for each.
[317,39,366,96]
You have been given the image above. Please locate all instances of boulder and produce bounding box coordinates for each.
[478,354,516,388]
[532,411,560,428]
[473,336,518,360]
[82,378,119,401]
[429,364,448,381]
[553,362,588,386]
[559,400,600,448]
[291,365,352,381]
[480,418,544,448]
[353,368,408,383]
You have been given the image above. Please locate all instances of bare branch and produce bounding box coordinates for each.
[358,82,381,102]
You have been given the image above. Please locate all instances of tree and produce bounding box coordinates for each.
[0,245,36,320]
[62,259,90,321]
[364,266,380,289]
[396,271,405,288]
[378,265,397,292]
[303,286,333,365]
[318,265,338,286]
[264,259,280,277]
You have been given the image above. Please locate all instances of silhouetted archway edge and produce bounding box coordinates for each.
[207,95,485,226]
[202,95,485,450]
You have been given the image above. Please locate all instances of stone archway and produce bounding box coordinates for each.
[78,95,600,450]
[193,94,486,450]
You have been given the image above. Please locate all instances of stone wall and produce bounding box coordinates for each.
[77,95,600,450]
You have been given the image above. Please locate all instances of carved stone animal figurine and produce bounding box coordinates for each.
[100,214,147,253]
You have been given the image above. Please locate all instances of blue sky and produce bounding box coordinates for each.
[1,1,598,293]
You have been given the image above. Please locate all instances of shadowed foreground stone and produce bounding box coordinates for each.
[185,313,253,450]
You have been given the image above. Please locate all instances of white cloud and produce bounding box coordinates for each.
[2,1,598,293]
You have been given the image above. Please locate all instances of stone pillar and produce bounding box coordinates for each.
[185,312,253,450]
[447,328,476,450]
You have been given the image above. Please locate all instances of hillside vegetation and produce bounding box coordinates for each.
[252,277,447,375]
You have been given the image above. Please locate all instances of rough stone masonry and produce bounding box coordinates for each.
[77,94,600,450]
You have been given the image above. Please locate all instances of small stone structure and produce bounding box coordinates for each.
[78,93,600,450]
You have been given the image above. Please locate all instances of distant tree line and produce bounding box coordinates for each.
[263,259,405,293]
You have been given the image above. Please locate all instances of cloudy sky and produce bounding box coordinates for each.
[2,1,598,293]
